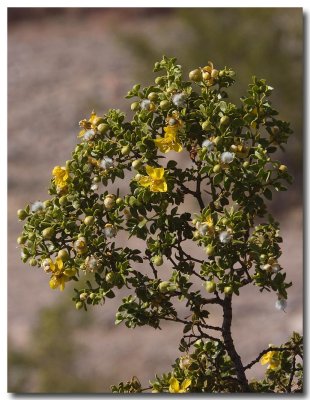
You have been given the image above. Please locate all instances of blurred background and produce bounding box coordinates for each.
[8,8,303,393]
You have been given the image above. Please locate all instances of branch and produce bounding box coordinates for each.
[287,354,296,393]
[222,295,250,392]
[244,346,294,370]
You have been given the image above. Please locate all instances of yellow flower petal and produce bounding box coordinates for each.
[63,268,77,277]
[181,378,191,391]
[56,258,64,271]
[150,180,167,193]
[171,141,183,153]
[260,353,271,365]
[138,176,152,188]
[57,276,67,291]
[169,378,180,393]
[78,129,86,138]
[153,167,165,180]
[163,125,178,135]
[49,275,60,290]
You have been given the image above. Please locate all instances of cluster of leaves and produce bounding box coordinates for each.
[17,56,302,392]
[112,333,303,393]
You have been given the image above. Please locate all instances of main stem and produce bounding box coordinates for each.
[222,294,250,392]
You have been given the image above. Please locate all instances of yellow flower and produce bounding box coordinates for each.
[78,110,98,138]
[138,165,167,192]
[48,257,76,291]
[52,166,69,190]
[260,346,280,371]
[154,126,183,153]
[169,377,191,393]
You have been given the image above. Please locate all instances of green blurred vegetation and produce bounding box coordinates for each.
[8,299,109,393]
[117,8,302,181]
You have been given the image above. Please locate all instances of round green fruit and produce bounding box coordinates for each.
[205,281,216,293]
[189,69,202,82]
[42,227,54,240]
[17,209,27,220]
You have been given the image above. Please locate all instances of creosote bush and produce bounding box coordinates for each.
[17,56,303,393]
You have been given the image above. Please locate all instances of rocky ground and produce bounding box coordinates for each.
[8,10,303,392]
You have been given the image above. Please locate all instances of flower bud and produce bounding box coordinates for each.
[105,271,116,284]
[211,69,219,78]
[220,116,230,126]
[189,69,202,82]
[59,196,68,206]
[80,292,88,301]
[279,164,287,172]
[202,71,211,80]
[97,123,109,134]
[224,286,233,295]
[204,281,216,293]
[205,244,215,256]
[42,227,54,240]
[17,235,26,245]
[260,254,267,262]
[89,293,96,300]
[159,100,170,110]
[43,200,52,209]
[76,301,84,310]
[158,281,170,293]
[58,249,69,261]
[29,258,37,267]
[132,159,143,170]
[121,145,131,156]
[84,216,95,226]
[152,255,163,267]
[213,164,221,173]
[130,101,140,111]
[104,194,116,210]
[17,209,27,220]
[155,76,165,86]
[116,197,123,206]
[243,161,250,168]
[147,92,158,101]
[202,120,211,131]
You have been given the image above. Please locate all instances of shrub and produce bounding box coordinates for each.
[17,56,303,393]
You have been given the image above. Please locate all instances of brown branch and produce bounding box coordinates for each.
[222,294,250,392]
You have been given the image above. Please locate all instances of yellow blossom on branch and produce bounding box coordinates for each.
[138,165,167,192]
[48,257,77,291]
[78,110,98,138]
[52,166,69,190]
[260,346,280,371]
[168,377,191,393]
[154,126,183,153]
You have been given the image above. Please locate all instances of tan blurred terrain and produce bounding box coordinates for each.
[8,9,303,392]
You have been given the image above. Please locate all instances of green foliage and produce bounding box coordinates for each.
[17,56,302,393]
